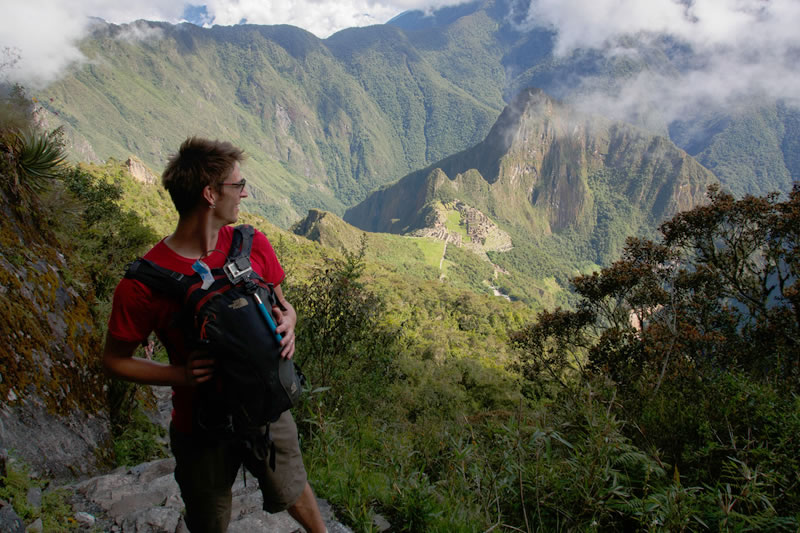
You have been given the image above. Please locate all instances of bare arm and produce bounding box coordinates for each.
[272,284,297,359]
[102,334,213,386]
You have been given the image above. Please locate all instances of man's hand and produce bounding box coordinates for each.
[185,351,215,385]
[273,285,297,359]
[273,305,296,359]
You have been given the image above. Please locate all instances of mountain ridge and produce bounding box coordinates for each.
[37,15,506,226]
[37,0,797,230]
[345,88,715,238]
[333,87,717,304]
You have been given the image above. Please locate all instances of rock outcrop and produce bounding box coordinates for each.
[126,157,159,186]
[0,187,109,479]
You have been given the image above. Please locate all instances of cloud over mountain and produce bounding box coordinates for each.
[1,0,185,88]
[0,0,467,88]
[520,0,800,121]
[3,0,797,123]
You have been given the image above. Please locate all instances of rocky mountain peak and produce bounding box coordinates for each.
[346,87,716,249]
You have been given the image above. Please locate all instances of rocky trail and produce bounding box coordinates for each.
[61,456,352,533]
[0,385,355,533]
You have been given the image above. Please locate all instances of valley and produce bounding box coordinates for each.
[32,1,798,308]
[1,0,798,530]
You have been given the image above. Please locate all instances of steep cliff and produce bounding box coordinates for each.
[345,88,716,242]
[0,152,110,479]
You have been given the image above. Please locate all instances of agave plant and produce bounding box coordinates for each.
[15,127,66,192]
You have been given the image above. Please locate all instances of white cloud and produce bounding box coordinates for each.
[1,1,89,88]
[115,21,167,43]
[4,0,796,125]
[201,0,398,36]
[522,0,798,56]
[523,0,690,56]
[200,0,466,37]
[521,0,800,121]
[0,0,468,87]
[0,0,184,88]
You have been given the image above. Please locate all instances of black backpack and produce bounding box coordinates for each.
[125,224,303,462]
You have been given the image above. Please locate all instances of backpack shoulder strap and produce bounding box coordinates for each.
[228,224,255,260]
[125,258,195,298]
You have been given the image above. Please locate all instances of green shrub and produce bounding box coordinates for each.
[289,236,399,411]
[15,128,67,191]
[384,471,440,532]
[510,187,800,528]
[112,406,168,467]
[61,167,157,300]
[0,460,79,531]
[108,377,168,467]
[0,88,67,205]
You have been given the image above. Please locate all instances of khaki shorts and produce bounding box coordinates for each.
[170,410,308,533]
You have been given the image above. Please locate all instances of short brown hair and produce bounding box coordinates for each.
[162,137,245,215]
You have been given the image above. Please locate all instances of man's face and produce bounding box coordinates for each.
[215,162,248,224]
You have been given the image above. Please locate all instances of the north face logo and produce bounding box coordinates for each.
[229,297,248,310]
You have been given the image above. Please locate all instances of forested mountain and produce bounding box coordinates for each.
[36,0,797,230]
[347,88,715,235]
[340,88,716,302]
[670,101,800,197]
[37,16,505,226]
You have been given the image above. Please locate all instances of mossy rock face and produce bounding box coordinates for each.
[0,185,111,479]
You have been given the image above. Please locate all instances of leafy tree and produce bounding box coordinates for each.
[288,235,398,409]
[518,184,799,389]
[513,185,800,523]
[62,167,157,300]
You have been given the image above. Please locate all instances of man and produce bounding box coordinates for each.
[103,137,326,533]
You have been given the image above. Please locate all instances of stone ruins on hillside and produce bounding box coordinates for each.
[410,201,513,259]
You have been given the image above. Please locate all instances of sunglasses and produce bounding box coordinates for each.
[220,178,247,191]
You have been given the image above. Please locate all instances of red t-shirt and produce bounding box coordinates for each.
[107,225,285,433]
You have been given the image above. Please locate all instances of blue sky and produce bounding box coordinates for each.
[181,5,215,27]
